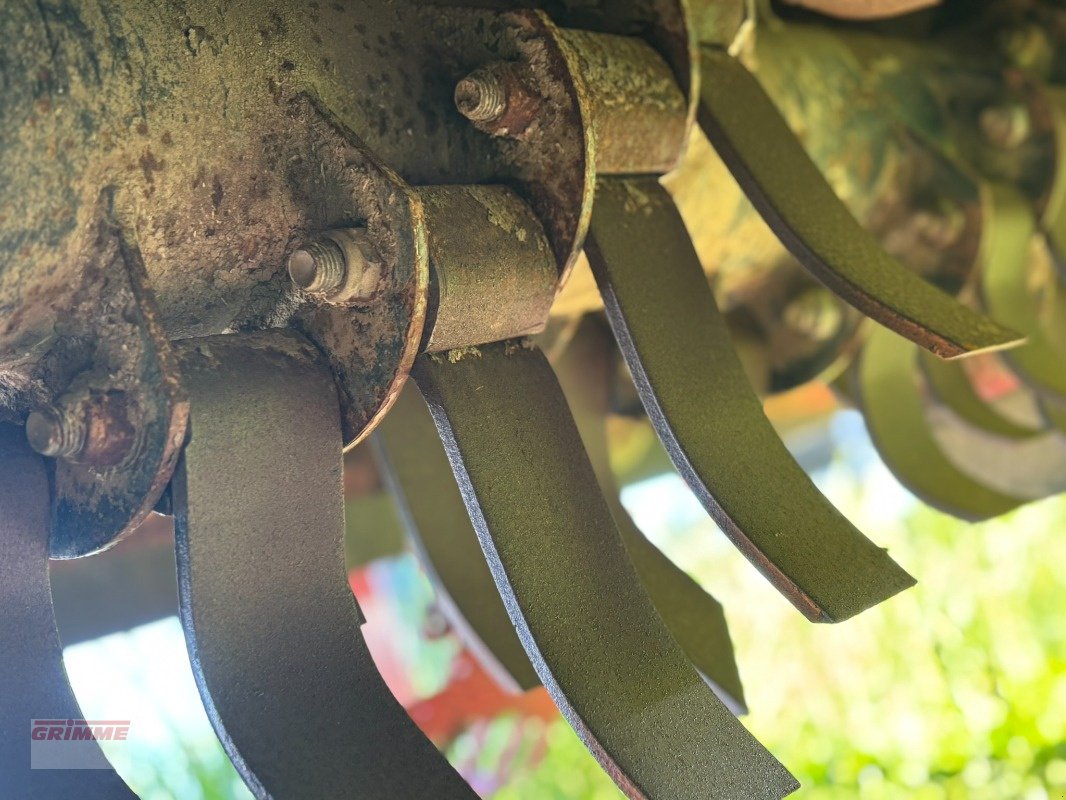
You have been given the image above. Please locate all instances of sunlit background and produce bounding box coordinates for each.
[63,408,1066,799]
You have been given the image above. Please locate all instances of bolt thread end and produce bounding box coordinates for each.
[288,239,347,294]
[27,406,85,459]
[455,68,507,123]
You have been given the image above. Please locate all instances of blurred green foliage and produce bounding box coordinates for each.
[495,426,1066,799]
[77,416,1066,799]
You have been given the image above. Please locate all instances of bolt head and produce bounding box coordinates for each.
[979,105,1030,149]
[783,288,844,343]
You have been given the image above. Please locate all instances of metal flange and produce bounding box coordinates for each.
[36,208,188,559]
[284,100,431,448]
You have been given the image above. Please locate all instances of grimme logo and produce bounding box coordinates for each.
[30,719,130,770]
[31,719,130,742]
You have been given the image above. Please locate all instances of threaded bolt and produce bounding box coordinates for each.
[783,287,844,343]
[27,393,138,467]
[289,229,381,302]
[979,104,1030,149]
[288,238,348,295]
[454,63,539,137]
[27,404,86,460]
[912,208,965,250]
[455,67,508,124]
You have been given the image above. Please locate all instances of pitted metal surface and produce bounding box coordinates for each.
[0,2,593,438]
[418,184,557,353]
[47,212,189,558]
[555,27,689,175]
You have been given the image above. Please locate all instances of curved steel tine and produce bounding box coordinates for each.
[378,365,747,712]
[374,386,540,695]
[696,46,1022,359]
[172,332,475,800]
[412,342,799,800]
[1040,399,1066,434]
[585,176,914,623]
[919,389,1066,502]
[0,424,135,799]
[555,318,746,713]
[854,326,1025,521]
[1043,87,1066,262]
[979,183,1066,404]
[918,351,1042,440]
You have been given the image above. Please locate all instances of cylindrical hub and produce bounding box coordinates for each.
[556,29,690,175]
[418,186,558,353]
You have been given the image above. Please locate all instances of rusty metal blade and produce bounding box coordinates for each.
[697,46,1022,359]
[555,318,747,713]
[173,332,474,800]
[585,176,914,623]
[855,326,1025,521]
[412,341,798,800]
[0,424,135,799]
